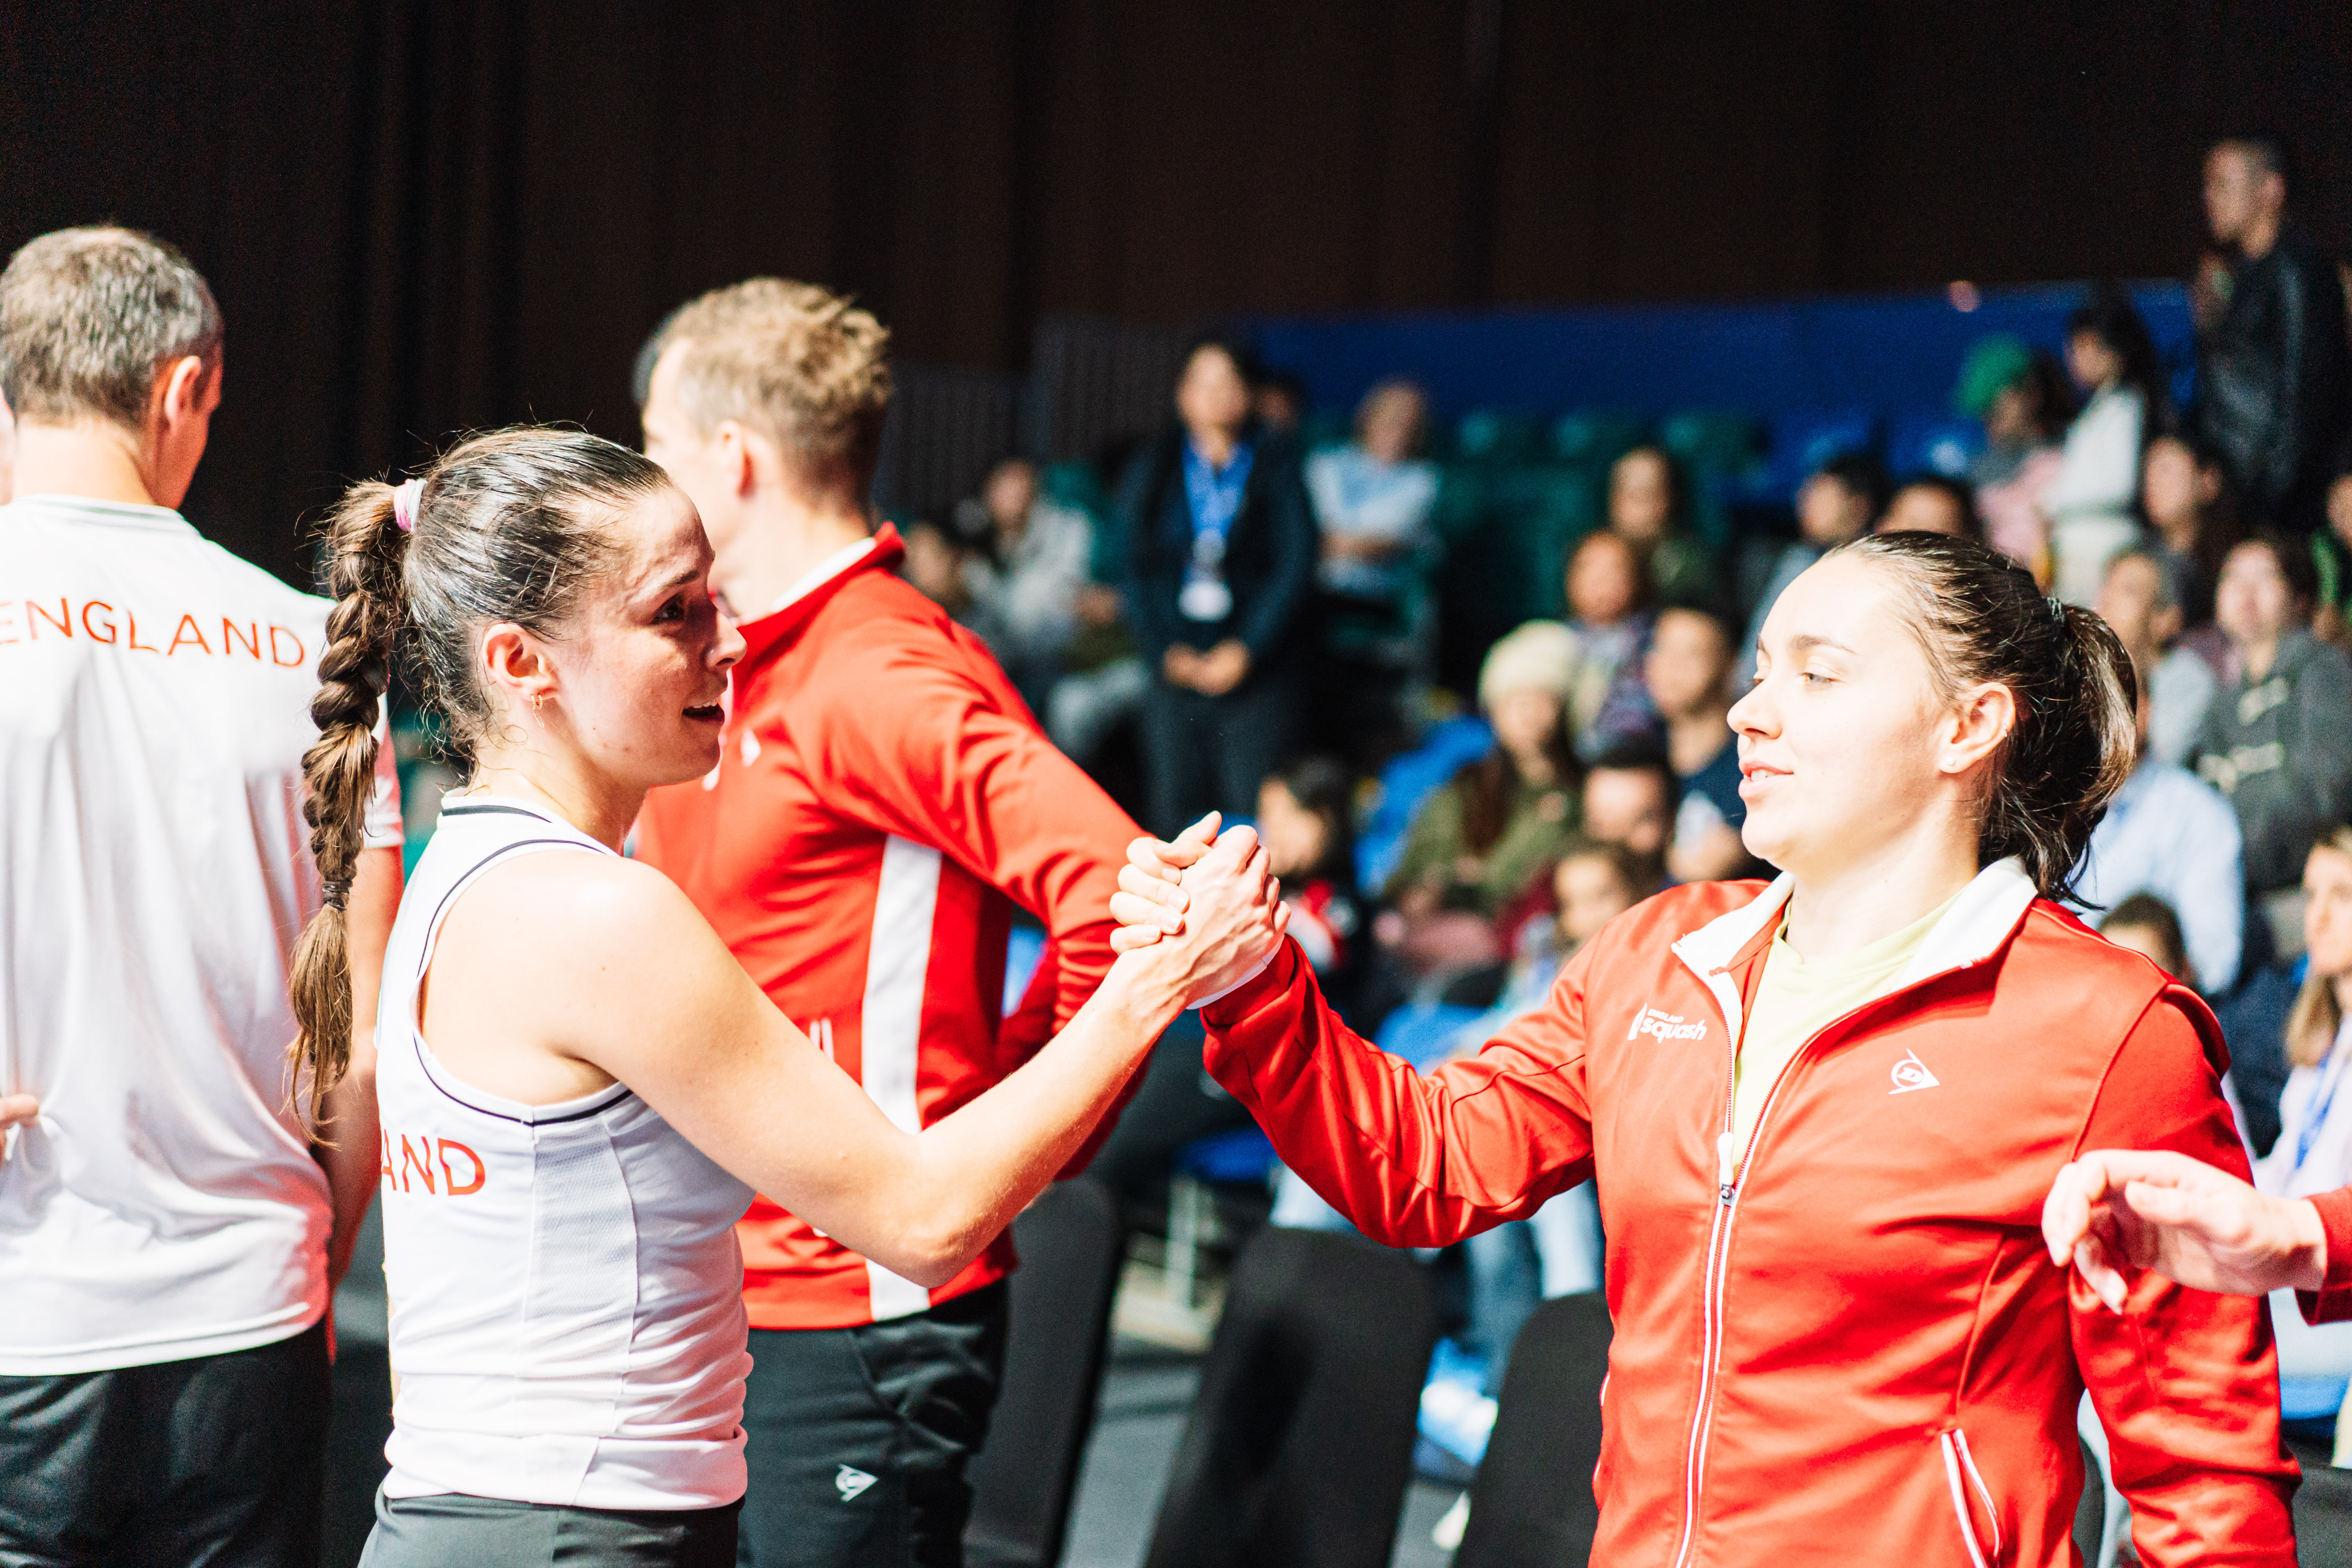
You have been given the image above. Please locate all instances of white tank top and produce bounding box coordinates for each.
[375,796,754,1509]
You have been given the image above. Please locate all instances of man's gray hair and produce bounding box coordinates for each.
[0,226,223,429]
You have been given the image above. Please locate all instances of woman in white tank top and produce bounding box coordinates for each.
[283,430,1284,1568]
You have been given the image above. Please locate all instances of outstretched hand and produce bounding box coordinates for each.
[2041,1148,2329,1311]
[0,1093,38,1161]
[1109,814,1290,1005]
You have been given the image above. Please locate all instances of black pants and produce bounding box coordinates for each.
[735,1283,1007,1568]
[1137,668,1302,838]
[359,1490,740,1567]
[0,1318,328,1568]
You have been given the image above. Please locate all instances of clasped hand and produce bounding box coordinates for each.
[1109,813,1289,1005]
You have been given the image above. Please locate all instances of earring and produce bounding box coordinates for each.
[529,691,546,713]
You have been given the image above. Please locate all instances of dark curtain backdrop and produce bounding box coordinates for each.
[5,0,2346,584]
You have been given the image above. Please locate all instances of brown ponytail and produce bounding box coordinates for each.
[287,479,410,1124]
[285,428,671,1122]
[1838,532,2138,900]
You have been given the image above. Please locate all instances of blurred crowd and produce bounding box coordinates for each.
[901,134,2352,1469]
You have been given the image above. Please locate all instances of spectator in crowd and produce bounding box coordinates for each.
[1122,334,1318,834]
[2312,441,2352,650]
[1380,622,1582,975]
[1877,474,1985,542]
[1955,335,2071,565]
[1305,377,1439,767]
[900,509,981,622]
[2192,536,2352,913]
[2245,828,2352,1444]
[2194,136,2352,530]
[2043,287,2163,606]
[1253,367,1307,439]
[1256,755,1363,1004]
[2069,650,2243,996]
[1581,744,1674,884]
[2141,429,2248,642]
[2099,895,2195,986]
[2094,548,2216,768]
[956,456,1094,718]
[1644,607,1755,884]
[1605,443,1720,612]
[0,227,404,1566]
[1561,528,1662,760]
[1306,378,1437,606]
[1449,841,1642,1394]
[1046,456,1152,768]
[1741,450,1888,682]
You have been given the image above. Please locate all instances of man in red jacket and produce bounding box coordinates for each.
[633,279,1142,1568]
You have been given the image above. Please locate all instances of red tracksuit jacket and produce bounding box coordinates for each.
[636,527,1140,1329]
[1201,862,2297,1566]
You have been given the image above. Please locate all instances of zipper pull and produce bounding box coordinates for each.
[1717,1132,1737,1205]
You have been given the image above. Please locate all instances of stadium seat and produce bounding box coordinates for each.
[1885,414,1984,481]
[1141,1228,1439,1568]
[965,1179,1129,1568]
[1736,408,1880,504]
[1451,1291,1611,1568]
[1548,410,1649,468]
[1454,409,1549,464]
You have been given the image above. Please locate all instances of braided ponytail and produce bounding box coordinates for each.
[287,478,411,1124]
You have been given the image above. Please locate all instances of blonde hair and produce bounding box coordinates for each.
[2289,825,2352,1069]
[646,278,892,488]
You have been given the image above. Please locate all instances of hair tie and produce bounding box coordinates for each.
[2046,595,2067,630]
[391,478,424,534]
[321,878,352,912]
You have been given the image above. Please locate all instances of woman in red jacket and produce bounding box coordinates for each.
[1120,531,2296,1566]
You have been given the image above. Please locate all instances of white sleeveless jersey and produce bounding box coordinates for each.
[375,796,754,1509]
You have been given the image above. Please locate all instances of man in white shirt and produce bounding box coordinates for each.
[0,227,403,1567]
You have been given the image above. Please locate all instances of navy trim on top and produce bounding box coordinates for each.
[408,831,635,1127]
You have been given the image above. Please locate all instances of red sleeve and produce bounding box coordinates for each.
[806,627,1142,1169]
[2297,1185,2352,1324]
[1200,938,1596,1247]
[2071,988,2297,1566]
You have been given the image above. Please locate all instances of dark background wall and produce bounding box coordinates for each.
[5,0,2345,583]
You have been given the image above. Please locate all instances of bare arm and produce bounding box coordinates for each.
[451,821,1280,1288]
[316,845,401,1290]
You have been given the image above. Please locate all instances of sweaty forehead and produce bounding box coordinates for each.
[1762,555,1907,651]
[612,487,709,588]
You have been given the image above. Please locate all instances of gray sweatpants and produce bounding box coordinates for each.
[358,1488,740,1567]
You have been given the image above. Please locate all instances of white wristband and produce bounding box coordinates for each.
[1187,944,1280,1012]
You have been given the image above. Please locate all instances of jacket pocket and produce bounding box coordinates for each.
[1938,1427,2002,1567]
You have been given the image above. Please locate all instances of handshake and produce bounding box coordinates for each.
[1108,813,1293,1008]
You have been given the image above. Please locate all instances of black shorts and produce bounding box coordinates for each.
[358,1490,740,1568]
[0,1318,329,1568]
[735,1282,1008,1568]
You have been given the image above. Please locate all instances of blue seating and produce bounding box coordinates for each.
[1736,407,1880,505]
[1886,414,1984,481]
[1356,715,1497,894]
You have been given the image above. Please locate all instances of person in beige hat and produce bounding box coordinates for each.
[1376,621,1584,978]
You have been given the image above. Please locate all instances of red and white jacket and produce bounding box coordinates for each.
[635,528,1140,1330]
[1201,861,2296,1566]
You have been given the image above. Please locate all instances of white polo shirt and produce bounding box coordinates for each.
[0,494,402,1374]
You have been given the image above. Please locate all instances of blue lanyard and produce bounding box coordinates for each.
[2295,1047,2352,1174]
[1182,441,1253,554]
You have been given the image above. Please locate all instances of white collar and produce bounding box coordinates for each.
[762,536,880,616]
[1670,857,2038,991]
